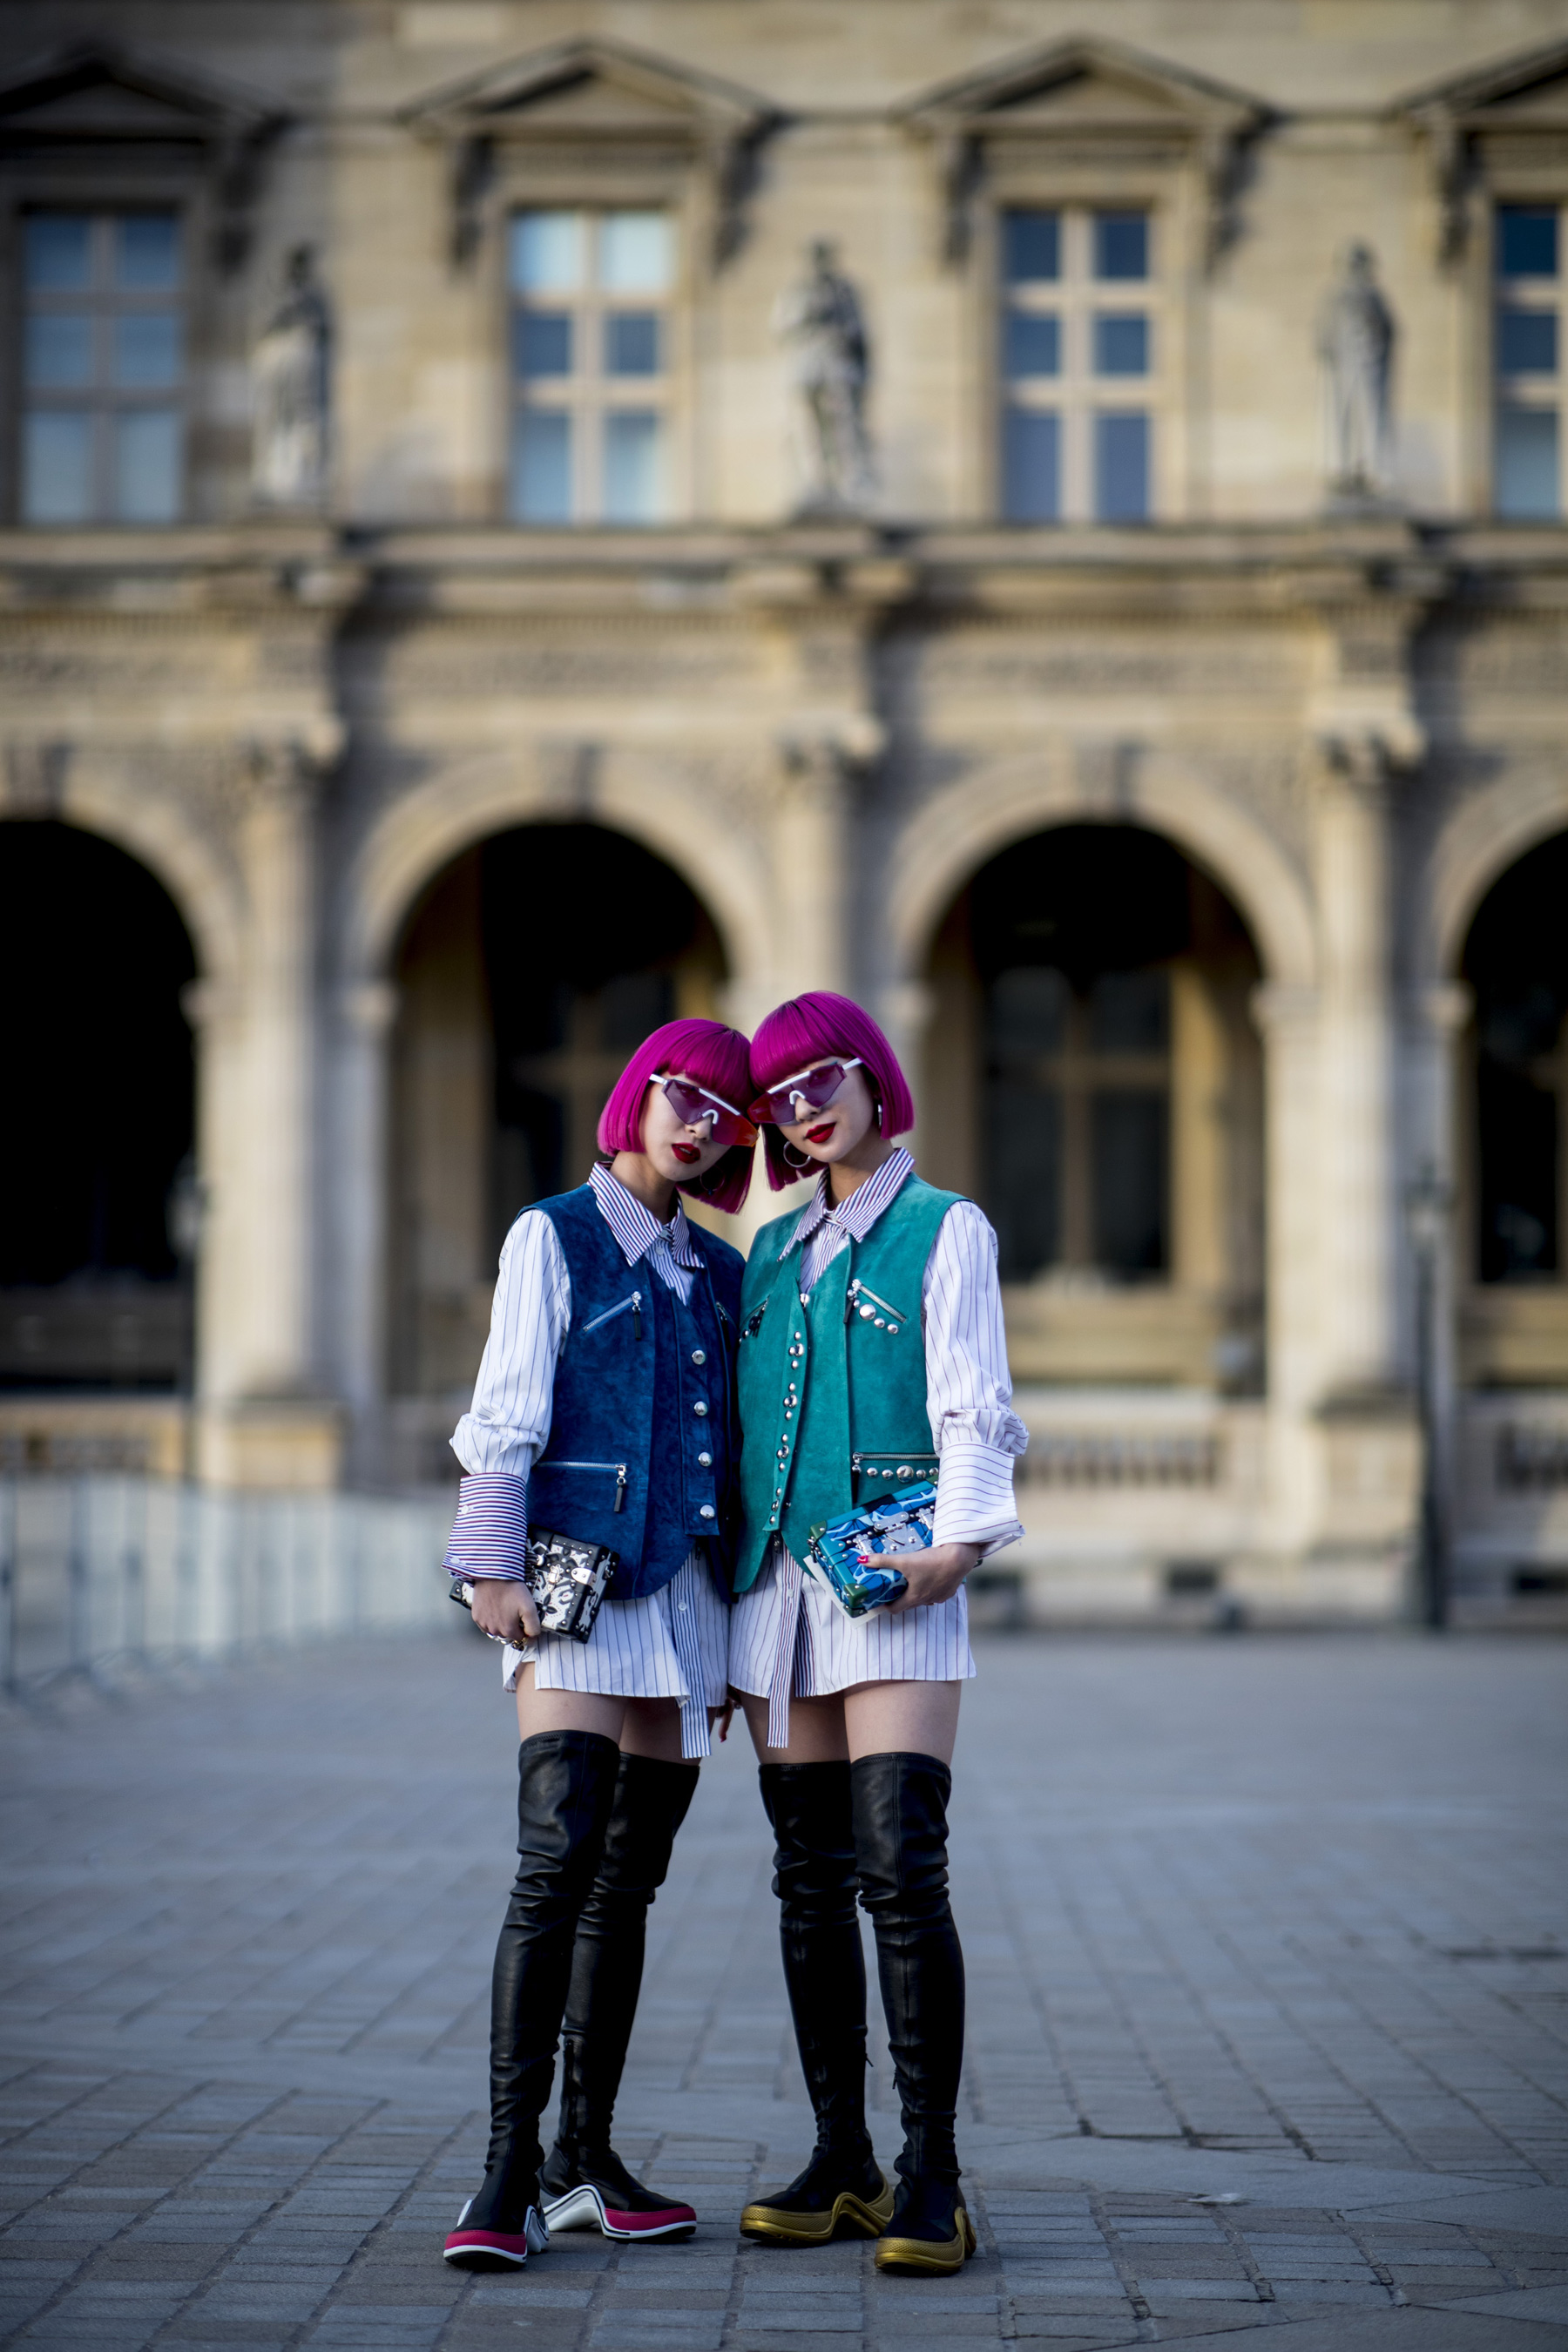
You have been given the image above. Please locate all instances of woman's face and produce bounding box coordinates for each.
[639,1071,732,1189]
[777,1058,878,1166]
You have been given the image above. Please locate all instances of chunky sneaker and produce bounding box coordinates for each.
[443,2193,551,2270]
[740,2147,895,2247]
[541,2142,696,2241]
[873,2178,977,2275]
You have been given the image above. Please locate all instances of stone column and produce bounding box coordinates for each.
[1251,983,1322,1543]
[326,981,400,1484]
[1314,737,1402,1401]
[198,742,341,1489]
[769,733,857,998]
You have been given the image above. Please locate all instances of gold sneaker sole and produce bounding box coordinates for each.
[740,2179,896,2246]
[874,2202,977,2274]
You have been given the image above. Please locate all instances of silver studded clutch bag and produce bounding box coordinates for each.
[449,1527,618,1644]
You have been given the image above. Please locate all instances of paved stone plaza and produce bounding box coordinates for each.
[0,1630,1565,2351]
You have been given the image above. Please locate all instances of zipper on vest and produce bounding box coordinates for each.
[538,1459,629,1512]
[846,1277,910,1330]
[742,1298,768,1339]
[582,1289,643,1338]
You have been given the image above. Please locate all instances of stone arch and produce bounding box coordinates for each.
[47,766,240,986]
[1427,768,1568,981]
[884,749,1316,989]
[339,747,767,998]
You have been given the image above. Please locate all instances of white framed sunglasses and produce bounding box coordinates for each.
[650,1071,756,1150]
[749,1058,865,1126]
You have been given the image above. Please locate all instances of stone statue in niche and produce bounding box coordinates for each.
[252,247,331,510]
[1317,243,1396,502]
[774,240,875,514]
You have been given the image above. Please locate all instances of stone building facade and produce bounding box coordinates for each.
[4,0,1568,1620]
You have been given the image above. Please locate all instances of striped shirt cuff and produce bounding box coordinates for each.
[443,1471,530,1582]
[933,1440,1023,1557]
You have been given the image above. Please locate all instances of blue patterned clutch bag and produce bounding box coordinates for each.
[805,1480,937,1617]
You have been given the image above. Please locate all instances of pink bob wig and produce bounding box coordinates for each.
[748,991,916,1190]
[595,1017,756,1215]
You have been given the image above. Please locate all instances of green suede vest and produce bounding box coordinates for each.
[733,1172,961,1593]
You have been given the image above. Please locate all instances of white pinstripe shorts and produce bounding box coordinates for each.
[727,1538,976,1750]
[502,1546,731,1760]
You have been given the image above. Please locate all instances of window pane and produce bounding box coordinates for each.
[25,314,93,389]
[1094,211,1148,280]
[1497,404,1559,517]
[113,411,181,522]
[990,966,1069,1054]
[1095,411,1150,521]
[1094,313,1149,376]
[22,413,93,522]
[1004,211,1060,284]
[603,410,663,523]
[1497,308,1558,375]
[513,311,573,377]
[986,1084,1061,1281]
[598,212,672,294]
[510,212,584,293]
[114,213,180,290]
[1091,970,1168,1053]
[1498,206,1558,279]
[1004,311,1059,377]
[24,214,91,290]
[112,311,182,389]
[1092,1092,1167,1273]
[511,410,572,521]
[1003,408,1059,522]
[605,312,660,376]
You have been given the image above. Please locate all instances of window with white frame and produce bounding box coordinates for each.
[20,211,186,525]
[1000,206,1156,524]
[1495,203,1564,519]
[508,208,674,524]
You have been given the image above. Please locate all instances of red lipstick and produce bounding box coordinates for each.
[672,1142,700,1165]
[806,1123,835,1145]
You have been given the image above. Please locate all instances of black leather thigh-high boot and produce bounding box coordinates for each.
[740,1761,893,2246]
[443,1729,620,2269]
[541,1752,700,2240]
[852,1750,976,2275]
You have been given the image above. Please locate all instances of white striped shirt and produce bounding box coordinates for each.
[450,1165,703,1493]
[782,1149,1028,1550]
[731,1151,1026,1747]
[446,1167,731,1759]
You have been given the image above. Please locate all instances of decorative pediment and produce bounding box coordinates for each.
[400,37,778,266]
[1396,39,1568,258]
[900,37,1269,265]
[0,41,285,267]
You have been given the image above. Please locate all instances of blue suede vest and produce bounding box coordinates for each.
[526,1186,744,1601]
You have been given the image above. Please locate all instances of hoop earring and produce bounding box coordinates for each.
[782,1141,813,1169]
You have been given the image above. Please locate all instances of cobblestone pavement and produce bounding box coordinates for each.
[1,1631,1565,2351]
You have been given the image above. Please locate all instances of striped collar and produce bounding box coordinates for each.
[589,1162,705,1272]
[782,1146,916,1260]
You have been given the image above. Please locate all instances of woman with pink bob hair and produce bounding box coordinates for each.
[727,992,1027,2276]
[440,1017,754,2271]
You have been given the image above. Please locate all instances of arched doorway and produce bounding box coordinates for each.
[0,821,197,1389]
[388,821,726,1424]
[1459,829,1568,1387]
[920,823,1265,1389]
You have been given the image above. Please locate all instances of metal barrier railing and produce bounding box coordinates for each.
[0,1477,457,1693]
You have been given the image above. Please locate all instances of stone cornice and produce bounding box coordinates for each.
[5,520,1568,625]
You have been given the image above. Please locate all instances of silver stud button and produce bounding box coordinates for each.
[698,1450,712,1467]
[692,1348,706,1365]
[693,1401,708,1416]
[700,1504,716,1519]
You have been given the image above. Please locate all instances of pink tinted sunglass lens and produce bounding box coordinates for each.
[769,1062,846,1123]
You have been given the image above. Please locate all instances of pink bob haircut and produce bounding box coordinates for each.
[595,1017,756,1215]
[748,991,916,1191]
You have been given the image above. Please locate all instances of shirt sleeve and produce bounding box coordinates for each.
[443,1213,571,1581]
[921,1200,1028,1557]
